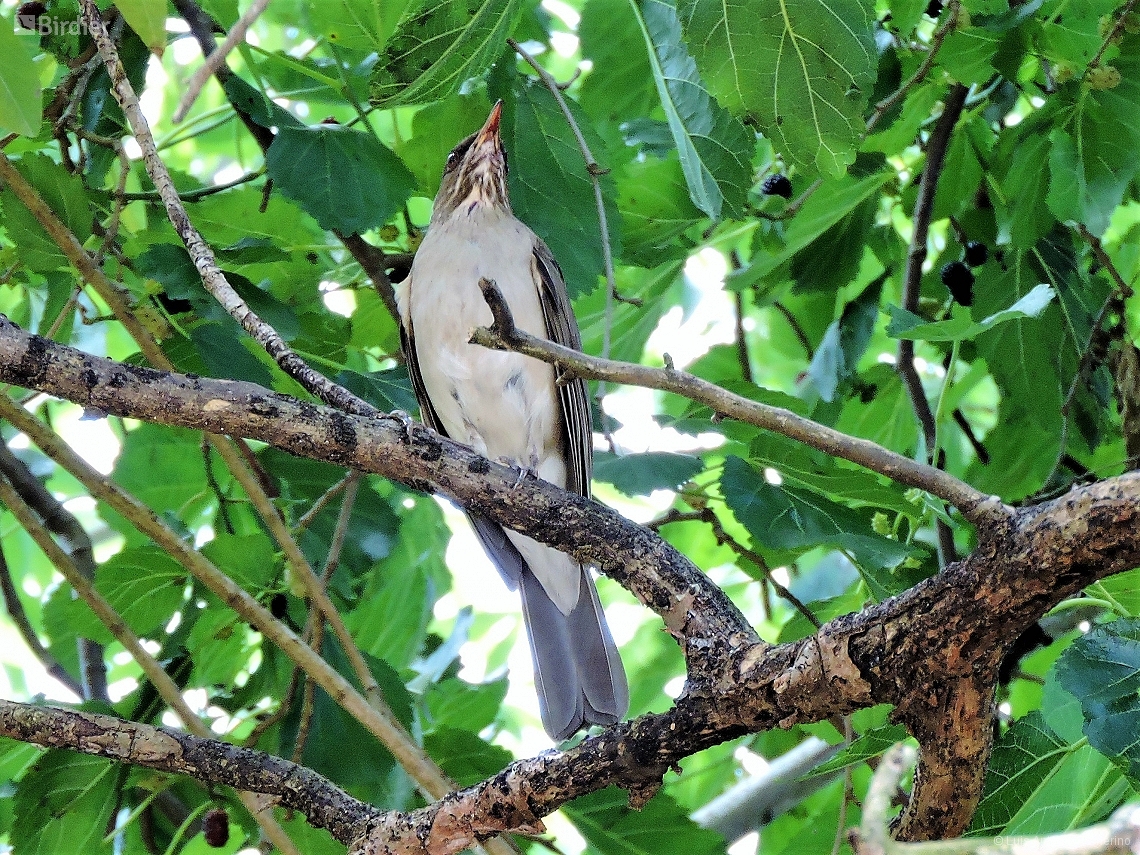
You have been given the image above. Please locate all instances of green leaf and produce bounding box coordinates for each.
[424,677,509,733]
[336,367,419,413]
[368,0,526,107]
[805,276,883,401]
[186,607,257,686]
[970,711,1071,835]
[12,751,119,855]
[97,546,188,636]
[748,433,916,516]
[938,27,1002,84]
[887,283,1055,341]
[347,555,434,669]
[0,23,42,137]
[266,125,415,235]
[508,82,622,298]
[593,451,703,496]
[116,0,167,54]
[615,157,703,265]
[1055,617,1140,783]
[308,0,412,52]
[732,170,891,288]
[720,456,914,586]
[579,0,658,123]
[112,423,209,519]
[0,153,92,272]
[200,532,277,590]
[566,787,725,855]
[190,322,274,387]
[997,128,1053,249]
[634,0,753,220]
[809,724,909,776]
[423,727,513,787]
[680,0,876,176]
[1046,51,1140,237]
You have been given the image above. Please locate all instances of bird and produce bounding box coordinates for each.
[395,101,629,741]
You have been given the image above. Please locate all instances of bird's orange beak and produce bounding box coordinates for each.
[474,101,503,147]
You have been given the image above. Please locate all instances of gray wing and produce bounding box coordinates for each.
[531,239,592,499]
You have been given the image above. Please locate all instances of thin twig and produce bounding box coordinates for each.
[119,169,265,201]
[866,2,961,133]
[294,471,357,535]
[79,0,377,419]
[0,395,459,803]
[173,0,273,123]
[472,277,1009,528]
[897,82,969,565]
[0,540,86,698]
[0,478,301,855]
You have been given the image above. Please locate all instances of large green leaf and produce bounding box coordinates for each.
[308,0,413,52]
[116,0,167,54]
[507,83,622,298]
[0,24,41,137]
[579,0,658,124]
[0,153,93,273]
[11,752,119,855]
[593,451,703,496]
[634,0,753,220]
[565,787,725,855]
[265,125,415,235]
[1046,45,1140,237]
[731,170,890,288]
[1055,617,1140,784]
[679,0,876,176]
[970,711,1071,835]
[368,0,526,107]
[887,284,1055,341]
[720,456,914,591]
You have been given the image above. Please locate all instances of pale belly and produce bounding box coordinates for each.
[401,210,568,488]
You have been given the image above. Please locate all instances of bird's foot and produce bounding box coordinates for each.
[389,410,416,442]
[498,457,539,489]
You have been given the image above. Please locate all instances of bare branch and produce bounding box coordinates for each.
[0,700,375,846]
[173,0,273,123]
[78,0,377,418]
[469,277,1007,527]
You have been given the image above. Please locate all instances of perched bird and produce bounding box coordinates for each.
[396,101,628,740]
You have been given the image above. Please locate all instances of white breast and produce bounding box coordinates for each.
[399,206,566,487]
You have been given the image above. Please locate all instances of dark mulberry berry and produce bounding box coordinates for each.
[925,0,943,17]
[964,241,988,267]
[941,261,975,306]
[761,174,793,199]
[270,593,288,619]
[203,808,229,847]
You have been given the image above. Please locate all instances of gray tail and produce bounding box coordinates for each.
[519,565,628,741]
[469,512,628,741]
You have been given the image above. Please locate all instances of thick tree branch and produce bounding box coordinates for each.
[0,701,376,846]
[0,318,751,675]
[1,317,1138,844]
[468,277,1007,527]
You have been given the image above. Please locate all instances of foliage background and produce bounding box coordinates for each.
[0,0,1139,853]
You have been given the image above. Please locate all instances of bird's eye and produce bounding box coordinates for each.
[444,136,476,173]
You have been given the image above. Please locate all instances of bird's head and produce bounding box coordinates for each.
[432,101,511,223]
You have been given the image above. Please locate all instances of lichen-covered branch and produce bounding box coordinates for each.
[1,316,1139,845]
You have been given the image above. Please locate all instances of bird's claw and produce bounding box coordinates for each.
[389,410,415,442]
